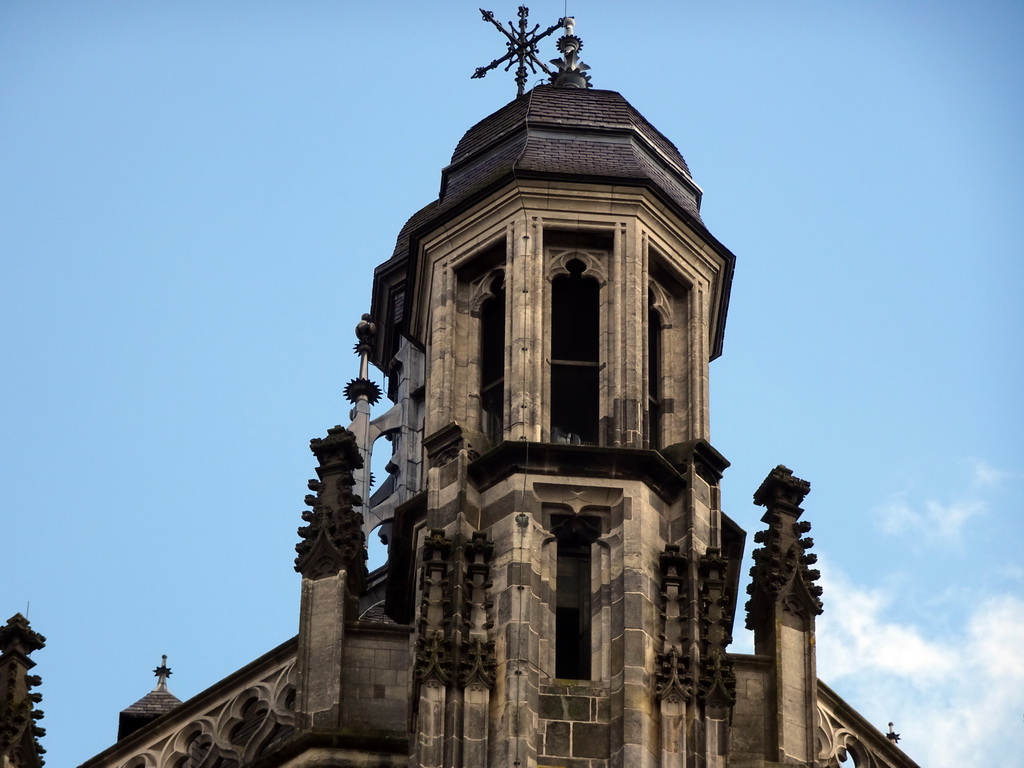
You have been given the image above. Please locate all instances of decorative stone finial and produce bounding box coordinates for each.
[345,312,382,406]
[745,465,823,632]
[0,613,45,659]
[0,614,46,767]
[549,16,591,89]
[472,6,568,97]
[295,426,367,585]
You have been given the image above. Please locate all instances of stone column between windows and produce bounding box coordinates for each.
[688,280,710,442]
[426,259,456,438]
[508,214,543,442]
[616,220,645,448]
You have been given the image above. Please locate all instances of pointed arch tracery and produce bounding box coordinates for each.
[466,267,507,314]
[546,248,607,285]
[647,279,674,326]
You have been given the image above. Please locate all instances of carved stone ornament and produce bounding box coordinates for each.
[115,660,296,768]
[656,545,692,704]
[697,648,737,708]
[654,646,692,703]
[460,531,496,689]
[549,17,591,89]
[0,614,46,766]
[546,248,607,285]
[658,544,688,647]
[745,466,823,631]
[423,423,481,468]
[343,377,382,405]
[697,548,736,706]
[414,530,455,691]
[459,637,497,690]
[414,630,453,687]
[294,426,367,582]
[752,463,810,511]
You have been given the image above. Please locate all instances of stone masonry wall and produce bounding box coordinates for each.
[538,680,611,767]
[339,622,412,734]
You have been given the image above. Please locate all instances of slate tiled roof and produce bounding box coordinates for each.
[120,687,182,717]
[359,601,397,624]
[451,87,692,178]
[389,85,704,261]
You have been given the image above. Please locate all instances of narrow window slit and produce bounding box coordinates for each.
[552,514,600,679]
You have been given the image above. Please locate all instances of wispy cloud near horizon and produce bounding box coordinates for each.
[816,564,1024,768]
[871,459,1014,547]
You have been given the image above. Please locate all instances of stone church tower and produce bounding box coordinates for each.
[67,13,920,768]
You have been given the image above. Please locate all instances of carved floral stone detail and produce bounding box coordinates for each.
[698,548,736,706]
[414,530,455,690]
[459,637,497,690]
[294,426,367,585]
[655,544,692,704]
[460,532,496,690]
[414,630,453,687]
[698,648,736,708]
[655,646,692,703]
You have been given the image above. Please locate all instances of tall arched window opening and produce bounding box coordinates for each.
[553,514,600,679]
[550,259,600,445]
[480,273,505,444]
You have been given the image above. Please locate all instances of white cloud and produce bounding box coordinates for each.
[997,563,1024,583]
[816,565,1024,768]
[875,495,985,546]
[872,458,1019,546]
[968,458,1011,489]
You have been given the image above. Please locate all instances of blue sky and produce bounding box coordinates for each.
[1,2,1021,766]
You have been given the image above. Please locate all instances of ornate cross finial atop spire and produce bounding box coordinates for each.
[472,6,566,96]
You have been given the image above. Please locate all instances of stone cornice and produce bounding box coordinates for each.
[467,441,687,502]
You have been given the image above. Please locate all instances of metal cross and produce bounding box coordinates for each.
[472,6,565,97]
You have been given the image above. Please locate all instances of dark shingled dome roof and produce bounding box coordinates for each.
[441,86,702,220]
[390,86,705,261]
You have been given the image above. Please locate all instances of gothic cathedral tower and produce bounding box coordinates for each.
[367,64,740,768]
[366,66,743,768]
[77,15,919,768]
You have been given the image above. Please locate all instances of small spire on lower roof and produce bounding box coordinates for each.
[117,655,182,741]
